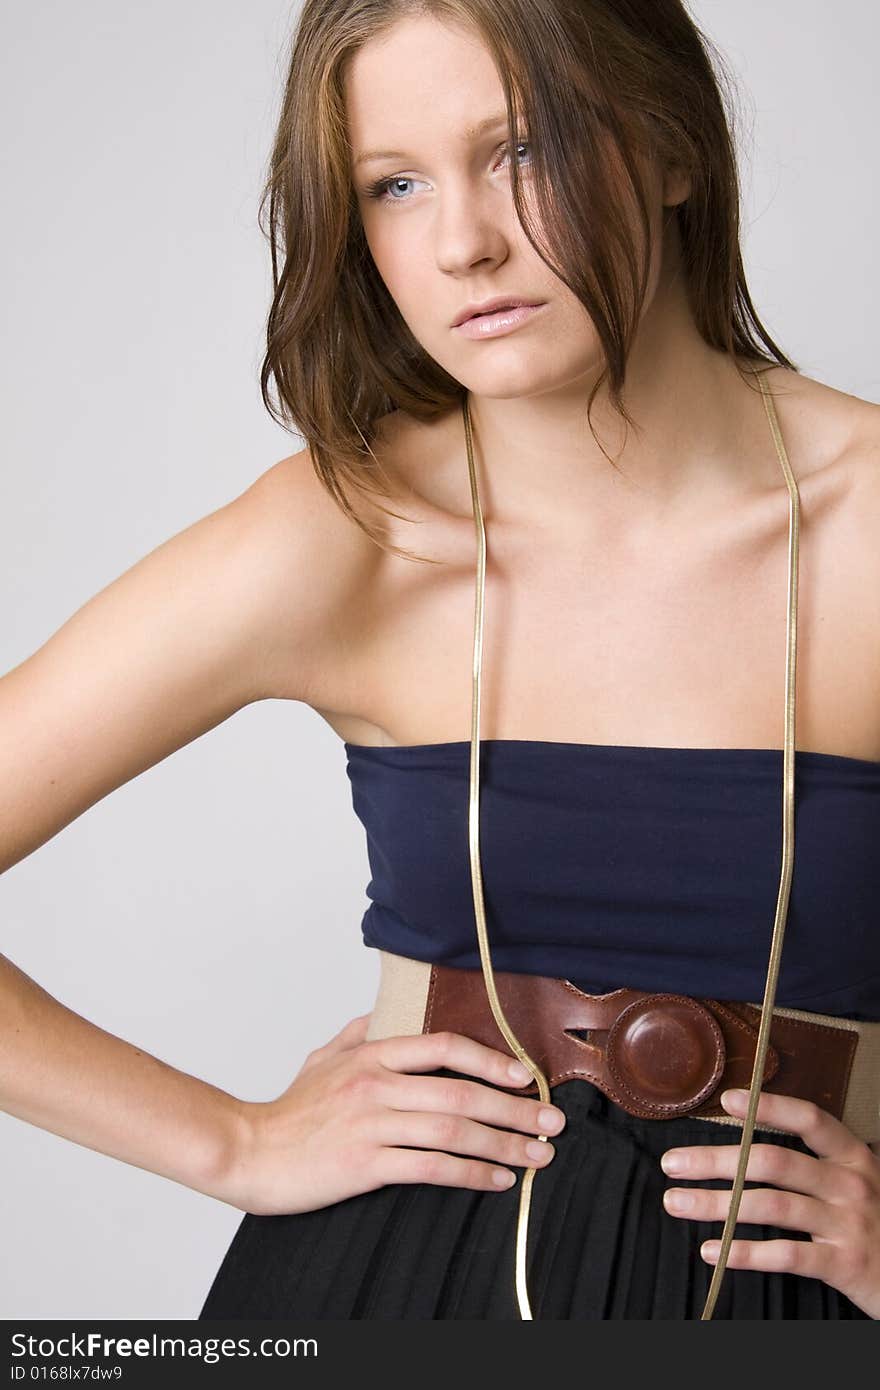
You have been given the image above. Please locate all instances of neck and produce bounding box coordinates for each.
[463,263,780,532]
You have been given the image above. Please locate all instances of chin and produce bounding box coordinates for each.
[458,365,569,400]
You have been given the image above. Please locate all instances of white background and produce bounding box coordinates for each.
[1,0,877,1318]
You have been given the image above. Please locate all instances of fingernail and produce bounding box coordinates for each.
[702,1241,720,1259]
[508,1060,531,1083]
[493,1168,516,1187]
[660,1150,684,1174]
[526,1140,554,1162]
[721,1088,746,1106]
[664,1189,694,1211]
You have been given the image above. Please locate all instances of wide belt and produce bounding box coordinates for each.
[365,949,880,1144]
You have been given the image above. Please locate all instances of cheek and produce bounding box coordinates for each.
[363,223,428,313]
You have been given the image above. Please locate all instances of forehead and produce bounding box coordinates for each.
[344,14,509,153]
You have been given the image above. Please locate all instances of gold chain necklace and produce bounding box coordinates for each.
[461,365,801,1320]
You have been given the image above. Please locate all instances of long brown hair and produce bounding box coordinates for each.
[259,0,797,564]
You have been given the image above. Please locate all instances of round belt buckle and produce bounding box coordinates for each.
[606,993,726,1117]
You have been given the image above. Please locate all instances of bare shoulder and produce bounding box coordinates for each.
[765,366,880,506]
[835,388,880,615]
[235,441,392,706]
[281,405,475,742]
[762,364,878,457]
[0,445,392,873]
[781,369,880,696]
[799,371,880,513]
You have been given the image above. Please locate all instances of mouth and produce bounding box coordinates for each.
[452,297,545,327]
[452,301,547,339]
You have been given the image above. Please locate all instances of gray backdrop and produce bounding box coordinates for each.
[1,0,877,1319]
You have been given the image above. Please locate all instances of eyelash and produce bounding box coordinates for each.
[363,139,532,205]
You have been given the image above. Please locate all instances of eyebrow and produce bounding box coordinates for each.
[352,110,511,170]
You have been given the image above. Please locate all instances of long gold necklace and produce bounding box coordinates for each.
[461,365,801,1320]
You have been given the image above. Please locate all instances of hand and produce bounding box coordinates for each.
[222,1013,567,1217]
[659,1087,880,1318]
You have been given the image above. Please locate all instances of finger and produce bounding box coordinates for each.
[373,1068,565,1138]
[662,1183,837,1238]
[719,1088,868,1166]
[319,1012,374,1054]
[660,1140,862,1205]
[700,1237,829,1281]
[347,1013,374,1040]
[375,1144,519,1194]
[375,1108,557,1172]
[364,1029,540,1092]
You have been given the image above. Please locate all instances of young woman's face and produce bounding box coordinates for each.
[345,14,677,402]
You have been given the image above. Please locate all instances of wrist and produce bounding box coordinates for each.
[198,1092,268,1211]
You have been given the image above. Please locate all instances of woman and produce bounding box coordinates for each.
[2,0,878,1320]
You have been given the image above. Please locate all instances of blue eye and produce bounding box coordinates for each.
[363,140,531,205]
[365,175,417,203]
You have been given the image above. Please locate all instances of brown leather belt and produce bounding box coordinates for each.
[365,950,880,1143]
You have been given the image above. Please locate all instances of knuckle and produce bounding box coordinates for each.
[438,1078,469,1113]
[412,1149,446,1184]
[845,1168,875,1206]
[701,1149,722,1179]
[339,1066,378,1104]
[760,1144,788,1183]
[433,1111,465,1147]
[431,1031,456,1061]
[799,1098,823,1133]
[776,1241,799,1273]
[768,1190,793,1224]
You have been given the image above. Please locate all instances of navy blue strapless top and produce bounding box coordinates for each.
[344,739,880,1022]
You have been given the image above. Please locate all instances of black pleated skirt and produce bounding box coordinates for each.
[198,1070,869,1320]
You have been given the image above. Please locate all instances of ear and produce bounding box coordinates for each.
[662,162,691,207]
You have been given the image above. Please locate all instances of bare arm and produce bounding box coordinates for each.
[0,450,376,1203]
[0,454,364,873]
[0,952,251,1203]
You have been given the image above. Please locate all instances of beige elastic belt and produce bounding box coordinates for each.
[364,950,878,1145]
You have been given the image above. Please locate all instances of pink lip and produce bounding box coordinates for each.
[453,303,546,339]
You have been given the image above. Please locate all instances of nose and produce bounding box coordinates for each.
[433,181,511,278]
